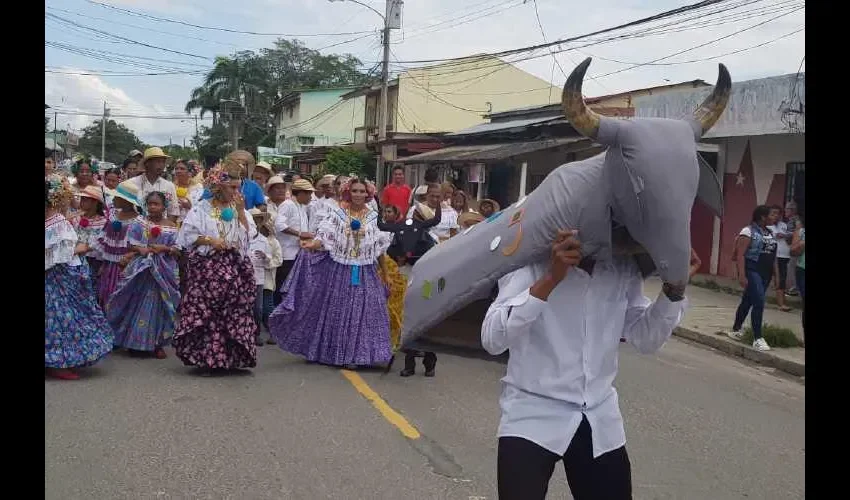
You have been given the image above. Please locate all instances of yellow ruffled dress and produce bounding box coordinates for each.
[377,254,406,352]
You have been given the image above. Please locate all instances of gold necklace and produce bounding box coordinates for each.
[346,207,367,258]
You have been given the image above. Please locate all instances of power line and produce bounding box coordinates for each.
[392,49,489,114]
[589,5,804,79]
[389,0,733,65]
[45,12,213,61]
[45,67,207,77]
[48,109,212,120]
[86,0,373,37]
[578,26,803,67]
[45,5,250,49]
[384,22,803,99]
[397,0,525,42]
[386,0,801,82]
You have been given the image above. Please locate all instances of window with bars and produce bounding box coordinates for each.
[785,162,805,206]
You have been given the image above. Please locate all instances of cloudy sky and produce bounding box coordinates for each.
[45,0,805,146]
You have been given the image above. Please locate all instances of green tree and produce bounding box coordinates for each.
[77,119,145,164]
[322,148,375,178]
[186,39,374,156]
[194,123,230,162]
[161,144,199,161]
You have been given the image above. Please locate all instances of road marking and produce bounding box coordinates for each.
[340,369,422,440]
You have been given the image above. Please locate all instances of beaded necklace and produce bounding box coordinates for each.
[210,201,236,241]
[345,206,367,258]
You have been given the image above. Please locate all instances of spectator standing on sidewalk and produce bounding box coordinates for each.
[784,202,801,295]
[767,205,793,312]
[380,166,411,218]
[726,205,778,351]
[790,213,805,339]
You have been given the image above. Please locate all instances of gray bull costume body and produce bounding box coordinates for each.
[400,58,730,347]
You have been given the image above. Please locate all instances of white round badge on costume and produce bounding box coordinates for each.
[405,219,413,226]
[490,236,501,251]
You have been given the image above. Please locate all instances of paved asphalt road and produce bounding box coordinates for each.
[45,337,804,500]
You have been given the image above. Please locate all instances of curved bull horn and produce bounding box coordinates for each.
[693,63,732,135]
[561,57,601,139]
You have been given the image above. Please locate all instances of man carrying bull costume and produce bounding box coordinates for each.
[475,59,729,499]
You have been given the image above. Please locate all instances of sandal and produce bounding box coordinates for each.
[779,306,792,312]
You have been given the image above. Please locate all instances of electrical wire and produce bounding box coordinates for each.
[45,12,214,61]
[86,0,374,37]
[589,5,804,79]
[45,5,252,49]
[388,0,733,66]
[385,0,802,84]
[387,0,800,78]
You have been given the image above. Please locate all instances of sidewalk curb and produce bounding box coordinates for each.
[672,327,805,377]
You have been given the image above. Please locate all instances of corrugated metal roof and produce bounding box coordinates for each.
[446,116,560,136]
[396,136,591,163]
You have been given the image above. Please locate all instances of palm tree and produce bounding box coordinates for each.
[184,86,220,126]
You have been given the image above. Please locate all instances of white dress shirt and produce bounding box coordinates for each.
[132,174,180,218]
[481,258,687,458]
[274,199,310,261]
[249,233,270,286]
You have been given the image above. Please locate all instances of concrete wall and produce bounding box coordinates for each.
[396,56,560,134]
[276,90,365,152]
[715,134,805,277]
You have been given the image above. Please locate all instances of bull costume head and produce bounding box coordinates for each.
[399,58,731,347]
[378,205,442,264]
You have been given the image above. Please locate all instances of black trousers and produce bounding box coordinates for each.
[497,417,632,500]
[273,259,296,306]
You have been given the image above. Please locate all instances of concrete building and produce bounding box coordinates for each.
[395,79,712,208]
[271,88,365,153]
[344,55,562,146]
[635,72,805,276]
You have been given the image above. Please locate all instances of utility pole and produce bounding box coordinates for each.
[101,101,109,162]
[194,116,200,154]
[376,5,391,188]
[53,111,58,163]
[329,0,400,187]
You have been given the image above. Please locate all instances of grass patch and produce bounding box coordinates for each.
[740,323,803,348]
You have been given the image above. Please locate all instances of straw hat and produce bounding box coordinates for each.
[316,174,336,188]
[266,175,286,192]
[249,207,269,219]
[254,161,274,177]
[79,185,105,205]
[414,202,435,220]
[457,211,484,228]
[226,150,256,177]
[113,180,141,207]
[141,147,170,165]
[479,198,500,212]
[291,179,315,192]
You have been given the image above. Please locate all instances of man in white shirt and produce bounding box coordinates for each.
[482,228,698,500]
[273,178,314,305]
[132,147,180,221]
[767,204,793,312]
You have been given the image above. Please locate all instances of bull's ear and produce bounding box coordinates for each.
[696,154,723,216]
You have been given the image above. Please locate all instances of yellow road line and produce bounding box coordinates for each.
[340,369,422,440]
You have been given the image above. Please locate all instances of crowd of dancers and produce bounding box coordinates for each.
[45,148,476,380]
